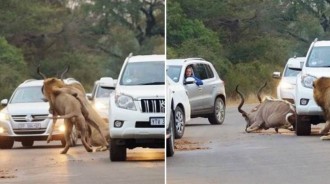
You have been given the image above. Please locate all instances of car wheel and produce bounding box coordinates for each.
[208,97,225,125]
[166,111,175,157]
[21,140,34,147]
[295,115,311,136]
[0,137,14,149]
[174,106,185,139]
[110,138,127,161]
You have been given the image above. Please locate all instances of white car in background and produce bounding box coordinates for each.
[87,77,117,122]
[166,76,191,157]
[272,57,305,104]
[0,79,78,149]
[166,58,226,125]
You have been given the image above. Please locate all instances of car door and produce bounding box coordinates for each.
[183,64,204,113]
[194,63,214,110]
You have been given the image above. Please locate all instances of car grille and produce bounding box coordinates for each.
[141,99,165,113]
[13,129,47,134]
[11,114,49,122]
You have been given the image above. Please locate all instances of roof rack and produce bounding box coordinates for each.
[23,79,37,83]
[184,58,205,62]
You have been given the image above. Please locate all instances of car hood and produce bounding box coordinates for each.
[6,102,49,115]
[116,85,165,99]
[94,98,109,104]
[282,77,297,85]
[303,67,330,78]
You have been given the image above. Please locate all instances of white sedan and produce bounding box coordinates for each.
[166,76,191,157]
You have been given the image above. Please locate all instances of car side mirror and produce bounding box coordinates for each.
[184,77,195,85]
[86,93,92,101]
[1,99,8,106]
[272,72,281,79]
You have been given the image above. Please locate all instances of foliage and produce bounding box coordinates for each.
[0,0,164,98]
[0,37,28,100]
[167,0,330,98]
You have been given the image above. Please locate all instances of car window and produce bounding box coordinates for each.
[307,46,330,67]
[96,86,115,98]
[194,64,208,80]
[120,61,165,85]
[205,64,214,78]
[10,86,44,103]
[167,65,182,82]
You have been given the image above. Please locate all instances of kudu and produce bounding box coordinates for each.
[236,83,296,133]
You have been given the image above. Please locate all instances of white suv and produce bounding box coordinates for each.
[293,39,330,135]
[109,54,165,161]
[166,58,226,129]
[0,79,78,149]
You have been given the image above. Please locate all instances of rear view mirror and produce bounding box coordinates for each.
[184,77,195,85]
[1,99,8,106]
[86,93,92,101]
[272,72,281,79]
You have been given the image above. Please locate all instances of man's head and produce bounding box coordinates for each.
[185,66,193,78]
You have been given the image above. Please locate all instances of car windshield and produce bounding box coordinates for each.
[307,46,330,67]
[10,86,44,103]
[166,65,182,82]
[284,67,300,77]
[120,61,165,85]
[96,86,115,98]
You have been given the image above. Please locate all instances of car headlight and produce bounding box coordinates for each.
[115,94,136,111]
[94,102,107,110]
[301,75,317,88]
[0,111,9,121]
[279,81,294,89]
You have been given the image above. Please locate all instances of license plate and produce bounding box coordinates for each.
[150,117,165,126]
[18,123,41,129]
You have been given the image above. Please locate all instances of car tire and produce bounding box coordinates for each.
[174,106,185,139]
[295,115,311,136]
[21,140,34,147]
[166,111,175,157]
[208,97,225,125]
[110,138,127,161]
[0,137,14,149]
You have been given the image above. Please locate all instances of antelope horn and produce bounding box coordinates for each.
[37,65,47,79]
[235,85,248,117]
[60,65,70,81]
[257,81,267,103]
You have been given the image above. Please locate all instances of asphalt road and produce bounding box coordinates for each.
[0,142,164,184]
[167,104,330,184]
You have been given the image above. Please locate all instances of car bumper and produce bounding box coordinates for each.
[109,101,164,139]
[0,120,65,140]
[295,85,323,115]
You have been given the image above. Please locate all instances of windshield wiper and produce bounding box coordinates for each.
[140,82,165,85]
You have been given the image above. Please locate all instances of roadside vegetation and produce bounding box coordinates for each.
[0,0,164,100]
[167,0,330,99]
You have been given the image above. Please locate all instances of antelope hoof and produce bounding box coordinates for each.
[320,135,330,140]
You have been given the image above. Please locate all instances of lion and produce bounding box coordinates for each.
[42,77,109,150]
[313,77,330,140]
[48,87,93,154]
